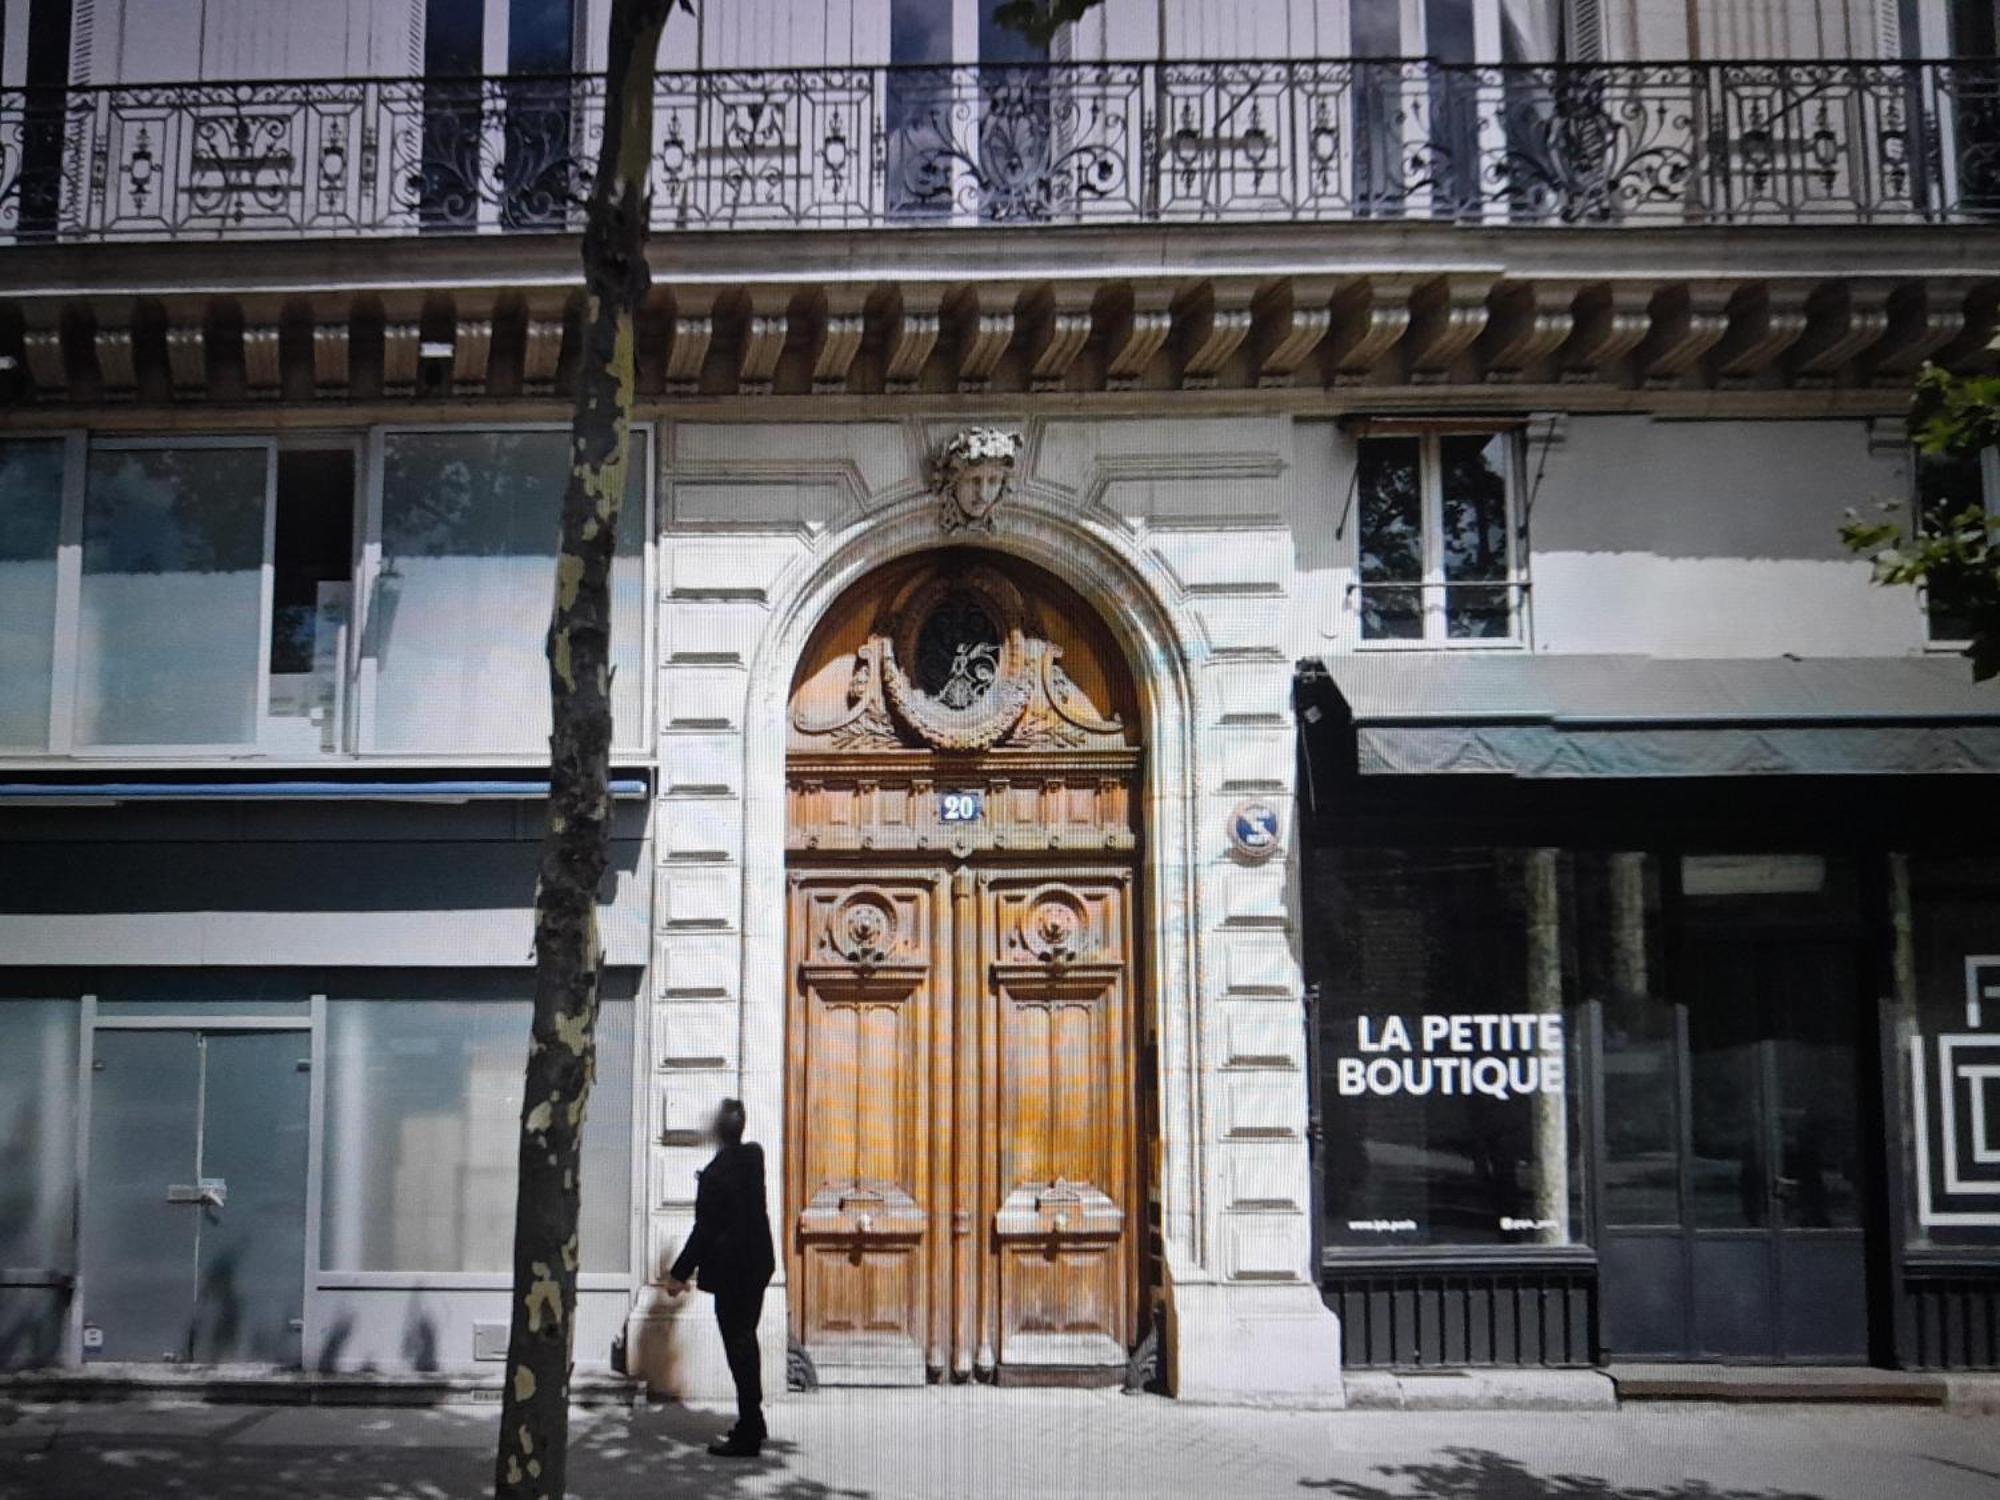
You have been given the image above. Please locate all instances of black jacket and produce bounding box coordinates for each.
[669,1141,776,1295]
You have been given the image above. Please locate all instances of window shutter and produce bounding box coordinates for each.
[1563,0,1603,61]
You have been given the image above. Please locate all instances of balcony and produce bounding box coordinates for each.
[2,58,1997,246]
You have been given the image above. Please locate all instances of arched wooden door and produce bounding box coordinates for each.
[784,554,1146,1385]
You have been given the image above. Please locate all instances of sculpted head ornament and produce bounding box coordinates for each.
[933,427,1021,532]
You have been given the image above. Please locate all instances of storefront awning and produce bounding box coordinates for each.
[1306,655,2000,778]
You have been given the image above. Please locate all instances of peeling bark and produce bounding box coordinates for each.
[496,5,676,1497]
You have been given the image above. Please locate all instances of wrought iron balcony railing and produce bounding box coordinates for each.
[2,58,1996,244]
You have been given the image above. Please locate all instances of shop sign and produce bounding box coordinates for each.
[1911,953,2000,1228]
[1333,1012,1566,1101]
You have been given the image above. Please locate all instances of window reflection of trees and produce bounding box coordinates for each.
[1440,434,1511,639]
[1358,438,1423,640]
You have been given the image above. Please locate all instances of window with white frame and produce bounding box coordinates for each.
[1354,429,1522,644]
[1915,444,1996,646]
[0,427,651,757]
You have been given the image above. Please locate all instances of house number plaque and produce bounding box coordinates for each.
[939,791,984,823]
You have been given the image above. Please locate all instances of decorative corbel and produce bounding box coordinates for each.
[21,326,67,400]
[1025,288,1093,393]
[242,325,283,399]
[1865,283,1966,387]
[1404,276,1492,383]
[811,310,865,394]
[1708,283,1810,386]
[166,324,208,397]
[884,300,940,393]
[664,313,712,396]
[382,322,422,396]
[1249,280,1332,389]
[312,322,349,395]
[1474,281,1576,384]
[523,317,565,395]
[1558,283,1652,384]
[1322,277,1414,386]
[951,291,1015,394]
[1173,283,1253,390]
[1789,282,1890,387]
[736,302,787,395]
[1103,289,1173,391]
[451,318,492,394]
[93,326,137,399]
[1635,283,1732,387]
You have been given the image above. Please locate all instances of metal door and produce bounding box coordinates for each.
[1600,932,1870,1362]
[82,1029,309,1365]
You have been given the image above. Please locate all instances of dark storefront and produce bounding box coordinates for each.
[1297,656,2000,1372]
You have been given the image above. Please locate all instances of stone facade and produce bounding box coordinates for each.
[631,415,1340,1403]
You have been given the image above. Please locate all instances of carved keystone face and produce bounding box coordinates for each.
[952,461,1009,522]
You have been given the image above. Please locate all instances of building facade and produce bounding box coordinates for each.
[2,0,1998,1400]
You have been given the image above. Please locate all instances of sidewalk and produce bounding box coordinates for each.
[5,1387,2000,1500]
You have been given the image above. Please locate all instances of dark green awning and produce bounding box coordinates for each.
[1308,655,2000,778]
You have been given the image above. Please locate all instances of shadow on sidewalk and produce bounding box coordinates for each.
[2,1403,874,1500]
[1302,1446,1827,1500]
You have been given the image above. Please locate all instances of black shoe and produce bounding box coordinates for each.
[707,1430,763,1459]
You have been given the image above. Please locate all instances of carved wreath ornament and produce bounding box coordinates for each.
[932,427,1021,532]
[790,564,1128,755]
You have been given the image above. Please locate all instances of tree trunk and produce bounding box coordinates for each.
[496,5,674,1497]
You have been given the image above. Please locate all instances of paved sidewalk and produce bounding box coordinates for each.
[4,1388,2000,1500]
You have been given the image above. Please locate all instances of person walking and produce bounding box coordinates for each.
[665,1098,776,1458]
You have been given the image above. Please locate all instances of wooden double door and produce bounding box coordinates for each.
[785,861,1141,1384]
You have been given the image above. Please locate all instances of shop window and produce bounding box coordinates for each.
[0,441,65,750]
[1574,853,1675,1228]
[320,973,635,1276]
[1355,431,1520,644]
[0,991,80,1277]
[78,444,271,748]
[1905,855,2000,1247]
[368,428,647,756]
[1314,847,1582,1248]
[268,449,358,755]
[1915,447,1994,646]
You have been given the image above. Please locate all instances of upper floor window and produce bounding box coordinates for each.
[0,428,650,760]
[1916,445,1996,646]
[1355,429,1523,645]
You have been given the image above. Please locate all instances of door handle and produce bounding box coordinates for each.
[166,1178,227,1209]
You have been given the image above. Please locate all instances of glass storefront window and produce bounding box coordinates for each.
[78,444,270,748]
[1314,847,1582,1248]
[370,429,647,755]
[0,441,65,750]
[1573,853,1676,1228]
[0,991,81,1276]
[1905,855,2000,1248]
[320,972,635,1275]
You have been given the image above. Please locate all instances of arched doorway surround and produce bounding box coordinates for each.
[783,550,1147,1383]
[732,488,1211,1390]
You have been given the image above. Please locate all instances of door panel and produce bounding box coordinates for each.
[789,875,940,1385]
[987,876,1134,1370]
[785,865,1141,1382]
[1691,1236,1776,1359]
[191,1031,310,1365]
[82,1030,203,1361]
[82,1027,309,1367]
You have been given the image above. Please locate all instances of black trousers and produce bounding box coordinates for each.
[712,1283,766,1435]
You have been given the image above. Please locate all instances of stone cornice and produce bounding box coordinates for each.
[3,225,1994,412]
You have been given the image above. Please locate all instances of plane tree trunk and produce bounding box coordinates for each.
[496,4,676,1496]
